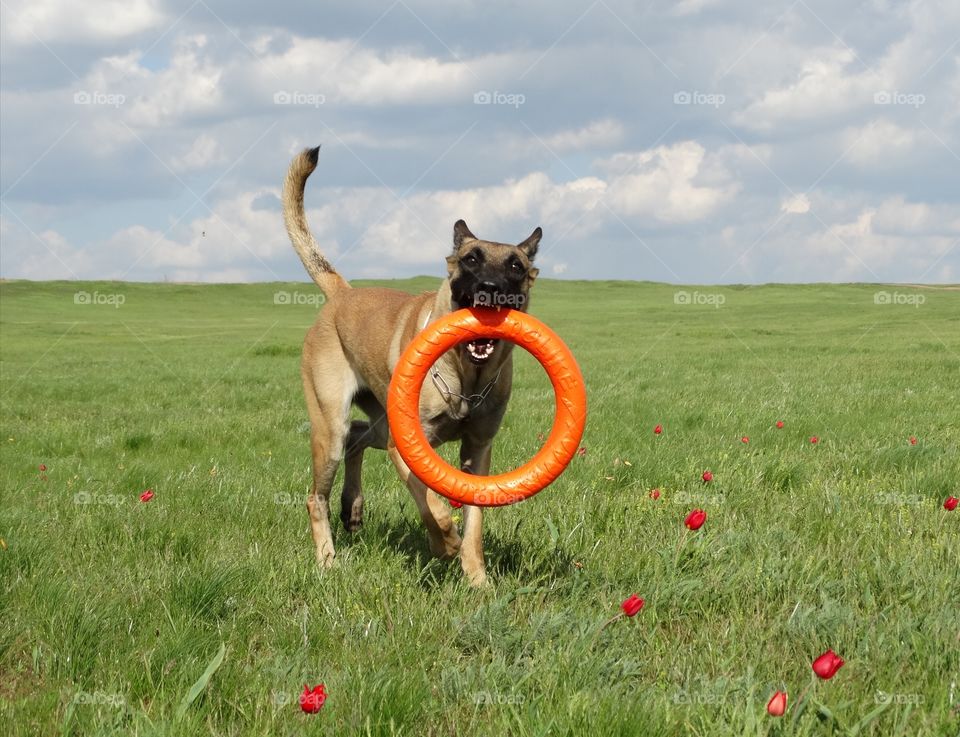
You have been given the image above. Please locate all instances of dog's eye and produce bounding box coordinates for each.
[462,253,479,267]
[509,260,525,274]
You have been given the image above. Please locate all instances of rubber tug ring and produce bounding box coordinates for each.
[387,307,587,507]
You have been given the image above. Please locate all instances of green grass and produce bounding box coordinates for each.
[1,278,958,736]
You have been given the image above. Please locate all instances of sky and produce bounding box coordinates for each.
[1,0,958,284]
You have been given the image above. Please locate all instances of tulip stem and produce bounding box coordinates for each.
[588,612,624,650]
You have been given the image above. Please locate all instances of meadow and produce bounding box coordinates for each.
[1,278,958,736]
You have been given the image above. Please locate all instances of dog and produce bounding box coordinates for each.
[282,146,541,586]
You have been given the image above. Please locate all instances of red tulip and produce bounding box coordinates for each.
[766,690,787,716]
[741,436,749,444]
[38,463,47,472]
[909,436,917,445]
[811,649,844,680]
[449,499,463,509]
[621,594,644,617]
[702,470,713,483]
[649,488,661,500]
[810,436,819,444]
[654,424,663,435]
[944,496,958,511]
[775,421,784,429]
[300,683,327,713]
[684,509,707,530]
[139,489,154,503]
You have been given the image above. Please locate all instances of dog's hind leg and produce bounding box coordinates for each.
[340,392,388,532]
[303,363,353,568]
[387,443,462,560]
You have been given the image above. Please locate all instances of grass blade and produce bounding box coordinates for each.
[174,642,227,721]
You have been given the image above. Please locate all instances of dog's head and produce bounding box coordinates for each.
[446,219,541,365]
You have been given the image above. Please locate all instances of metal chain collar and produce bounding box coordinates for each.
[421,309,503,410]
[430,364,504,410]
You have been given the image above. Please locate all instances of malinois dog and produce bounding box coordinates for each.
[282,146,541,586]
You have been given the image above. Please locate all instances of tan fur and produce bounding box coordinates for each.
[283,147,541,586]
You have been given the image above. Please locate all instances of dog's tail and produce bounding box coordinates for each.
[282,146,349,296]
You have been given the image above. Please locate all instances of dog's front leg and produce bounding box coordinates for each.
[388,444,462,559]
[460,439,492,587]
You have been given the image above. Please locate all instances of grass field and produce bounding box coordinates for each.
[1,278,958,736]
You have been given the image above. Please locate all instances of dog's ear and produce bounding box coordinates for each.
[453,219,477,249]
[517,226,542,260]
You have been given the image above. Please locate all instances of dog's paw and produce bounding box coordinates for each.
[465,568,490,588]
[315,548,336,568]
[429,533,462,559]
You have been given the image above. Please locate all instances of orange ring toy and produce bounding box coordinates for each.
[387,307,586,507]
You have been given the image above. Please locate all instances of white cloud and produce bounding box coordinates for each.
[540,119,624,152]
[735,49,886,131]
[781,194,810,214]
[2,0,164,44]
[170,134,228,172]
[845,120,920,167]
[597,141,739,222]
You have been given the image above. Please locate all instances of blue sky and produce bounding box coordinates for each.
[1,0,958,283]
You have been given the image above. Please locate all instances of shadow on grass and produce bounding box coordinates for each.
[344,512,578,590]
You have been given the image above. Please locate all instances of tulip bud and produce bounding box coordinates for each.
[621,594,644,617]
[684,509,707,530]
[766,690,787,716]
[300,683,327,713]
[811,649,844,679]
